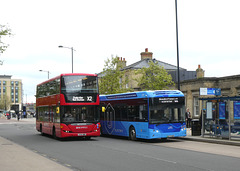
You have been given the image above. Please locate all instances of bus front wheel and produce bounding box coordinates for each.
[129,126,136,141]
[40,125,44,135]
[52,127,57,139]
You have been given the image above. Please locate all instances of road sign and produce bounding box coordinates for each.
[200,88,221,96]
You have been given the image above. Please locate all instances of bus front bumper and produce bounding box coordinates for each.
[148,128,186,139]
[61,130,100,138]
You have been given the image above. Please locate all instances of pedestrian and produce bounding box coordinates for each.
[185,108,192,128]
[6,113,11,120]
[16,111,20,121]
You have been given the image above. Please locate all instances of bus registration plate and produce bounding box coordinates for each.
[167,135,174,137]
[78,133,86,136]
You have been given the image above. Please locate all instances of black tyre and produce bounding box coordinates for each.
[85,136,91,140]
[52,127,57,139]
[40,125,44,135]
[129,126,136,141]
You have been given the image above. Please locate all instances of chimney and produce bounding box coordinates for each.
[117,57,127,69]
[140,48,153,60]
[196,64,205,78]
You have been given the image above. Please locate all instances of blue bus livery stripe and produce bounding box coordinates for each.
[106,93,137,99]
[100,90,184,101]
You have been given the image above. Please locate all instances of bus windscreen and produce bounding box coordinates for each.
[149,97,185,124]
[61,75,98,93]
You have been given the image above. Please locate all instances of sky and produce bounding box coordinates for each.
[0,0,240,103]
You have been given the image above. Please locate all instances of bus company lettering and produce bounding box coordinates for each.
[115,129,123,133]
[76,126,88,129]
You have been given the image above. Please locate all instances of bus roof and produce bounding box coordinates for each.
[100,90,184,101]
[37,73,97,86]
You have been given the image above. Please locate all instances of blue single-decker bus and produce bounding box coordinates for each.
[100,90,186,140]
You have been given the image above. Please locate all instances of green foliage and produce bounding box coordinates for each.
[0,95,10,110]
[135,60,174,90]
[99,56,132,94]
[0,24,12,54]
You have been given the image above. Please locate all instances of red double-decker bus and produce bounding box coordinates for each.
[36,73,100,139]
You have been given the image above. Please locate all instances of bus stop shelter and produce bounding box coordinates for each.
[199,96,240,141]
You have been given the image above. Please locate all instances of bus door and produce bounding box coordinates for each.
[104,103,115,135]
[135,104,149,138]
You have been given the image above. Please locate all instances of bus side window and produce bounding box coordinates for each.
[139,105,148,121]
[121,106,128,121]
[115,106,121,120]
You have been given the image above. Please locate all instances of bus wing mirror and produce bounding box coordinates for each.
[102,107,106,112]
[56,107,60,114]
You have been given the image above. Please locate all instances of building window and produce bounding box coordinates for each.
[15,81,19,86]
[3,81,6,85]
[11,81,14,86]
[193,96,199,117]
[119,78,122,88]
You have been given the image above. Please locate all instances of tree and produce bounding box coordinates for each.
[135,60,174,90]
[0,94,11,111]
[0,24,12,54]
[99,56,132,94]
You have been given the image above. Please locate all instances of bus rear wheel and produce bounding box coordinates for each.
[129,126,136,141]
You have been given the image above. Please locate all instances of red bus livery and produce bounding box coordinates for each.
[36,73,100,139]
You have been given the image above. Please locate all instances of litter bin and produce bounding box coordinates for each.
[192,119,201,136]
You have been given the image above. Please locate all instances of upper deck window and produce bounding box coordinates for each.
[61,75,98,93]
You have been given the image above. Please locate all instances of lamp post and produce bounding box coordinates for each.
[39,70,50,79]
[175,0,180,90]
[58,45,75,73]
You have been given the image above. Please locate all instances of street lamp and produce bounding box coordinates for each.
[175,0,180,90]
[58,45,75,73]
[39,70,50,79]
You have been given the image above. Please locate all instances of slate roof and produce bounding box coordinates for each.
[122,58,186,71]
[98,57,197,82]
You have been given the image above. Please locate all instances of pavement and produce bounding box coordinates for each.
[0,115,72,171]
[1,115,240,171]
[181,127,240,146]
